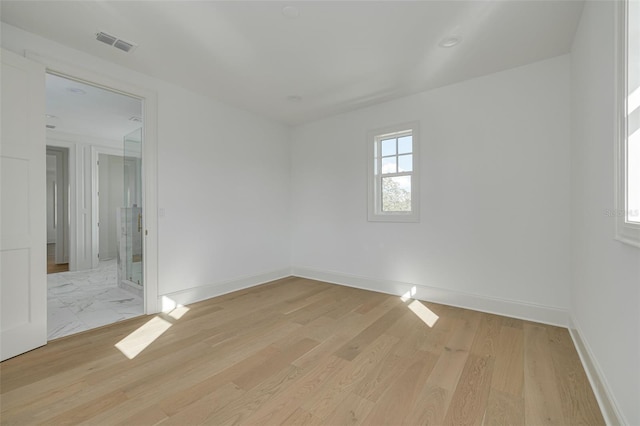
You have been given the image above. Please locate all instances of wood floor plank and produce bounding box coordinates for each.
[302,334,399,420]
[470,313,503,358]
[43,389,129,425]
[491,324,525,398]
[242,355,350,425]
[523,323,566,425]
[546,326,605,425]
[403,384,450,425]
[280,407,324,426]
[0,278,604,426]
[187,364,301,426]
[333,304,406,361]
[158,382,245,426]
[351,349,405,403]
[232,337,319,391]
[442,353,495,425]
[484,388,524,426]
[323,392,375,425]
[363,350,439,425]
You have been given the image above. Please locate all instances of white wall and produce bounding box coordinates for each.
[291,55,572,322]
[2,24,292,303]
[570,2,640,425]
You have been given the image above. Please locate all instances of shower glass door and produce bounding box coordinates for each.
[123,128,143,287]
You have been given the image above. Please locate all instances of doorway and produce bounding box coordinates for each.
[45,72,145,339]
[46,146,70,274]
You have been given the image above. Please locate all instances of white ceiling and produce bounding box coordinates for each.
[2,1,584,126]
[46,73,142,141]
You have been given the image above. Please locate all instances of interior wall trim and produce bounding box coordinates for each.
[291,266,569,327]
[568,317,626,426]
[158,268,292,310]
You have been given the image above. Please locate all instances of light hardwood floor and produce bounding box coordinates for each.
[0,277,604,425]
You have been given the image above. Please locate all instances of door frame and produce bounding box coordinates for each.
[27,51,159,315]
[45,146,70,265]
[92,146,126,268]
[46,139,78,271]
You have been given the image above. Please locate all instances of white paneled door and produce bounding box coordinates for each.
[1,49,47,361]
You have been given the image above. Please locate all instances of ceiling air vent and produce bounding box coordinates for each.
[114,39,135,53]
[96,31,137,53]
[46,124,56,129]
[96,32,117,45]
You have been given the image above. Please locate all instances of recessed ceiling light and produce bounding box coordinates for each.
[438,35,462,48]
[282,6,300,19]
[286,95,302,102]
[66,87,86,95]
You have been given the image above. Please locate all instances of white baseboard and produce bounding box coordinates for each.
[291,266,569,327]
[158,268,292,311]
[568,317,626,426]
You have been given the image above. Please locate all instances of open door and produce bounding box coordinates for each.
[1,49,47,360]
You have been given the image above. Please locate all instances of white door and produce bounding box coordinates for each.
[0,49,47,361]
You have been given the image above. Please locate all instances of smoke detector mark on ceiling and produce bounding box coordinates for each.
[66,87,86,95]
[438,35,462,48]
[96,31,137,53]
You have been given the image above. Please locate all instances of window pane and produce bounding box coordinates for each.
[398,154,412,172]
[398,135,412,154]
[381,138,396,156]
[382,176,411,212]
[628,0,640,224]
[628,123,639,223]
[382,156,396,174]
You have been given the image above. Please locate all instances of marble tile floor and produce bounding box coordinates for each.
[48,259,144,340]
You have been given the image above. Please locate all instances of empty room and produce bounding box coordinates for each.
[1,1,639,425]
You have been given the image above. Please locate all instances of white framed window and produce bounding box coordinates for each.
[367,122,420,222]
[615,0,640,247]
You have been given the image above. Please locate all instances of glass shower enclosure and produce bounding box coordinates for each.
[117,128,143,296]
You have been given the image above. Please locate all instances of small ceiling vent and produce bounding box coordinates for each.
[114,39,135,53]
[96,31,137,53]
[96,32,117,45]
[46,124,56,129]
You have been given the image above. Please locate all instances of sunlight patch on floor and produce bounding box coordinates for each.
[115,296,190,359]
[399,285,439,327]
[407,300,439,327]
[401,286,417,302]
[168,304,190,320]
[115,316,172,359]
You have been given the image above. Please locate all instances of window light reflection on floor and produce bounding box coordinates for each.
[115,296,190,359]
[407,300,439,327]
[399,285,439,327]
